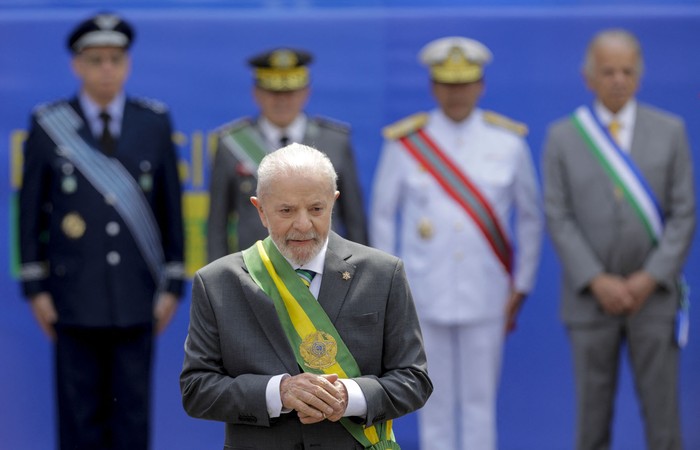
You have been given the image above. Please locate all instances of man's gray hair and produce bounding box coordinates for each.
[256,143,338,198]
[582,28,644,77]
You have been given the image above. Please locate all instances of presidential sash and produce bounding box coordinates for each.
[220,121,269,177]
[397,129,513,275]
[242,238,399,450]
[571,105,664,244]
[36,102,165,287]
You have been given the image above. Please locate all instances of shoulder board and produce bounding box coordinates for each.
[482,110,528,136]
[215,117,254,135]
[132,97,169,114]
[32,99,70,115]
[313,116,351,133]
[382,112,429,140]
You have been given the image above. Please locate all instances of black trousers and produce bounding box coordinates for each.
[55,325,154,450]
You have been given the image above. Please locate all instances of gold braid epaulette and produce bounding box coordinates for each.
[214,117,254,135]
[482,110,528,136]
[381,112,429,140]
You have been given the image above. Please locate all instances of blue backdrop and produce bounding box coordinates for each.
[1,3,699,449]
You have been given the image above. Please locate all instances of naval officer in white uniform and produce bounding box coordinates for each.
[370,36,543,450]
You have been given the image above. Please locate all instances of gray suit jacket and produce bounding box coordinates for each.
[207,116,368,262]
[543,103,695,324]
[181,232,432,450]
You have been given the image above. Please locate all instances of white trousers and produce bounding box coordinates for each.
[418,318,506,450]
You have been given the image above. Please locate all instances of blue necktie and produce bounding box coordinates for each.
[295,268,315,288]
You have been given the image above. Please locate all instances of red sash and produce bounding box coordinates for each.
[398,129,512,275]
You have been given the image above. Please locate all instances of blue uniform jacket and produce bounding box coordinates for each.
[19,97,184,328]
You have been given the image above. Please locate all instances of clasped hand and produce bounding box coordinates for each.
[590,271,657,316]
[280,373,348,424]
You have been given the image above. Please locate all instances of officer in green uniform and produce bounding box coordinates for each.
[207,48,368,262]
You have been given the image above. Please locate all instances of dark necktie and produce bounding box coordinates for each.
[279,135,290,148]
[99,111,116,154]
[295,268,316,288]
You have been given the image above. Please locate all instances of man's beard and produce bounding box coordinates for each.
[270,229,326,266]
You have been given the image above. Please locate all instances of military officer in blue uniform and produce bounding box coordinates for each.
[207,48,368,262]
[18,12,185,450]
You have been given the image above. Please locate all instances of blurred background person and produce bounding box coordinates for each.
[543,29,695,450]
[207,47,367,262]
[370,36,543,450]
[18,12,185,450]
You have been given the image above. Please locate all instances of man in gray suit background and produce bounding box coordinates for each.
[181,143,431,449]
[543,29,695,450]
[207,48,368,263]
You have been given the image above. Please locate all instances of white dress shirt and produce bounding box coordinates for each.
[258,114,308,150]
[594,99,637,153]
[79,91,125,140]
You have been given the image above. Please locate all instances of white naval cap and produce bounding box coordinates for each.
[418,36,493,84]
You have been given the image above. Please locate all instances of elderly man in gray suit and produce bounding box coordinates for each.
[543,29,695,450]
[181,143,432,449]
[207,48,368,263]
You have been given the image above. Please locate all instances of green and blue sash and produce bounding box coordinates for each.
[571,106,664,244]
[572,106,692,347]
[242,238,399,449]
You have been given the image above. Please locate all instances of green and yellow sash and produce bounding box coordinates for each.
[242,238,399,450]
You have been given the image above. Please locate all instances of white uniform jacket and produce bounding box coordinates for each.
[370,108,543,324]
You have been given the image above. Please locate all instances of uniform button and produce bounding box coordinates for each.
[106,221,120,236]
[104,194,116,205]
[454,251,464,260]
[54,265,66,276]
[240,180,253,194]
[454,221,464,231]
[106,251,121,266]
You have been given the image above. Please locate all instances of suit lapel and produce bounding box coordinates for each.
[318,233,356,322]
[302,117,319,144]
[253,117,282,153]
[630,105,651,164]
[118,100,139,156]
[239,261,300,374]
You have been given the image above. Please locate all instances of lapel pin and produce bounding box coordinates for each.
[342,271,351,281]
